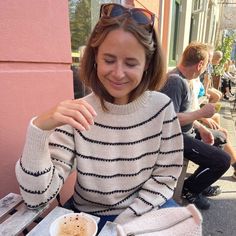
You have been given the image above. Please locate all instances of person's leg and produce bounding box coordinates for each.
[208,88,222,103]
[222,135,236,179]
[183,134,230,193]
[223,136,236,164]
[182,134,231,209]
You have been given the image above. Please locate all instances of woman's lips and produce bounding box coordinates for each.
[109,80,128,89]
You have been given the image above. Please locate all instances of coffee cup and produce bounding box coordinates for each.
[50,212,97,236]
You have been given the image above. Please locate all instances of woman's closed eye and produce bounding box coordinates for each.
[125,62,138,67]
[104,58,115,64]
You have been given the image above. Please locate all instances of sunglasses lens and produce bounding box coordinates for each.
[110,6,125,17]
[132,10,152,25]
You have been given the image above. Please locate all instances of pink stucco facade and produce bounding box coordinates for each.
[0,0,74,202]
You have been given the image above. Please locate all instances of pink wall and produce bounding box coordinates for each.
[162,0,172,60]
[0,0,75,203]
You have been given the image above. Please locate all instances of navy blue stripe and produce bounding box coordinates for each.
[155,164,183,168]
[163,116,178,124]
[141,188,168,202]
[20,158,51,177]
[76,165,155,178]
[76,179,145,195]
[76,149,160,162]
[77,130,162,145]
[51,156,73,169]
[93,100,172,130]
[74,187,138,208]
[159,149,183,155]
[151,177,174,191]
[49,142,75,155]
[24,187,60,209]
[55,128,74,137]
[161,132,182,140]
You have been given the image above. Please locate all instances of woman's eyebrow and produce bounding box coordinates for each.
[103,53,116,58]
[103,53,139,62]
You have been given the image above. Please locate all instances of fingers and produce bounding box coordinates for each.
[53,112,88,131]
[53,99,97,131]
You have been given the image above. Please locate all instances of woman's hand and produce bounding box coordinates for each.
[33,99,97,131]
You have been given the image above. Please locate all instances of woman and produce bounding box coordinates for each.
[16,3,183,231]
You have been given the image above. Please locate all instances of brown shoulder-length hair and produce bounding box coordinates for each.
[79,16,166,109]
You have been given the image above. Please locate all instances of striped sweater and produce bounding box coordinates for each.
[15,91,183,219]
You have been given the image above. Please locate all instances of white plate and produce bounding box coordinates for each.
[50,212,98,236]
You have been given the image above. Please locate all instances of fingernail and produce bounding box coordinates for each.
[80,126,86,131]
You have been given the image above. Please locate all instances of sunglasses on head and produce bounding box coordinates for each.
[99,3,155,32]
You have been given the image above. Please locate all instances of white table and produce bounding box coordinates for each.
[27,206,117,236]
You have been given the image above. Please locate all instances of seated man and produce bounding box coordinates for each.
[161,42,231,210]
[193,77,236,180]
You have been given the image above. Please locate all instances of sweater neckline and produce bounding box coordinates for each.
[96,91,150,115]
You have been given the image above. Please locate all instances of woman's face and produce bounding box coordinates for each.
[96,28,146,105]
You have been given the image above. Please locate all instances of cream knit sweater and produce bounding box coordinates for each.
[15,91,183,218]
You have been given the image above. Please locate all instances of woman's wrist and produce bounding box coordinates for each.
[33,115,59,131]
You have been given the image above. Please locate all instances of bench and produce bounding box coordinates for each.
[0,193,48,236]
[173,158,189,204]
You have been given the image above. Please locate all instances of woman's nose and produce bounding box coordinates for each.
[112,64,125,79]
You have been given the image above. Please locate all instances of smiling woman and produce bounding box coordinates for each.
[96,28,147,105]
[15,3,184,234]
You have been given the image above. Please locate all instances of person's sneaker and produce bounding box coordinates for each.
[202,185,221,197]
[223,94,235,101]
[229,96,236,101]
[223,94,230,100]
[182,188,210,210]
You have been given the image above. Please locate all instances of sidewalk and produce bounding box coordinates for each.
[185,97,236,236]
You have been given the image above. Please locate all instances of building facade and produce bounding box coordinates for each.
[73,0,223,66]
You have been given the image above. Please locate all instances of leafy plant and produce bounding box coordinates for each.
[212,31,236,76]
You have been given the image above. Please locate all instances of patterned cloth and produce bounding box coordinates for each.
[16,91,183,220]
